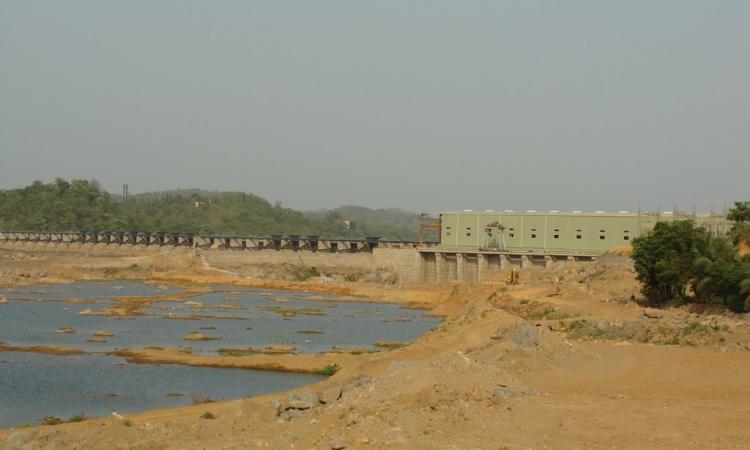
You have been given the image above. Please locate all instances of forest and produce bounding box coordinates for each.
[0,179,419,240]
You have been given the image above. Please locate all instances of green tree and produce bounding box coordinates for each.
[728,201,750,245]
[692,236,749,311]
[631,221,707,305]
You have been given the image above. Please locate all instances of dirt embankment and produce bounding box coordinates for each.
[2,246,750,449]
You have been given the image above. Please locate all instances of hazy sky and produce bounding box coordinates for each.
[1,1,748,212]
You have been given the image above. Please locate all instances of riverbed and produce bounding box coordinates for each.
[0,281,440,428]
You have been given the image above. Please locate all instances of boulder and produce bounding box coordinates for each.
[285,390,319,410]
[319,384,342,404]
[330,441,348,450]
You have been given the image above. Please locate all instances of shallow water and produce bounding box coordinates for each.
[1,281,441,353]
[0,352,324,429]
[0,281,440,428]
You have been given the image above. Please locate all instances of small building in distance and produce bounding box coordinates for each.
[435,210,730,255]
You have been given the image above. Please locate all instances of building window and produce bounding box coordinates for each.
[530,228,537,239]
[599,229,606,240]
[466,232,472,237]
[576,229,582,240]
[508,228,515,238]
[623,230,630,241]
[553,229,560,239]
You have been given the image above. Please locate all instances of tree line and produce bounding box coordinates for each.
[631,202,750,312]
[0,179,419,239]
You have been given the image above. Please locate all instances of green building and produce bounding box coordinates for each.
[436,210,730,255]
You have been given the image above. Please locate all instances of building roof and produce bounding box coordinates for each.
[435,210,724,219]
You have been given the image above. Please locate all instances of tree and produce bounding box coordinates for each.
[631,221,707,305]
[727,201,750,223]
[728,201,750,245]
[692,236,748,311]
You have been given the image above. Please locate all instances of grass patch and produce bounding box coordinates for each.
[123,420,133,427]
[200,412,216,420]
[318,364,340,376]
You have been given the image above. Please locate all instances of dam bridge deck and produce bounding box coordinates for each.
[0,230,428,253]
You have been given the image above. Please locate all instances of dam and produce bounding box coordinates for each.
[0,209,731,283]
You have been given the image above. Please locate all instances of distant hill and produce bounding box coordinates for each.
[0,179,418,239]
[305,206,420,240]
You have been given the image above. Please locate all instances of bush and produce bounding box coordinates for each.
[38,416,64,426]
[292,265,320,281]
[200,412,216,420]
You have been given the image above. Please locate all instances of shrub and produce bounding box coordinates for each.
[67,412,89,423]
[318,364,340,376]
[200,412,216,420]
[38,416,64,426]
[292,265,320,281]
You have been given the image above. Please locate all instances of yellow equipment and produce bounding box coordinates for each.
[505,268,519,285]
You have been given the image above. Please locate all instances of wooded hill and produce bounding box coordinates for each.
[0,179,419,239]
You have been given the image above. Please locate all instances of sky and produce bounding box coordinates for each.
[1,1,748,213]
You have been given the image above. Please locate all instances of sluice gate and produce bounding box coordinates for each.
[0,230,427,253]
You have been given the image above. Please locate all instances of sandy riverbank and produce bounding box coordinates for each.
[2,246,750,449]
